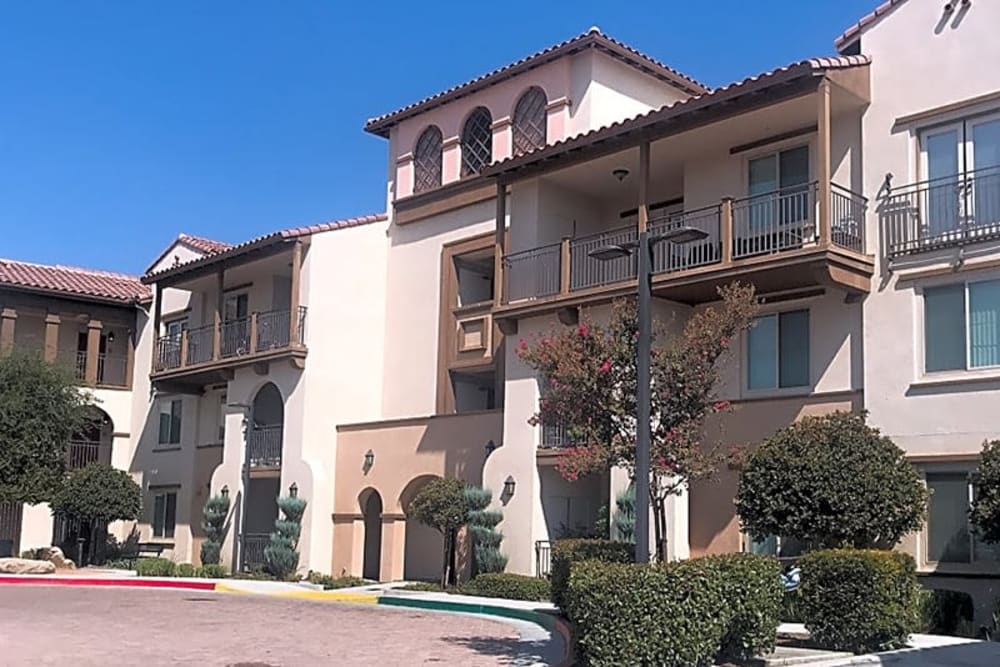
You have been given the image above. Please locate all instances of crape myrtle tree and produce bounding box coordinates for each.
[0,352,93,504]
[517,282,758,560]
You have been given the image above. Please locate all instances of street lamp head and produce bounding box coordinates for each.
[589,244,632,261]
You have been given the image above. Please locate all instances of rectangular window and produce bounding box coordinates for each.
[924,279,1000,372]
[157,399,182,445]
[747,145,811,229]
[152,491,177,539]
[747,310,810,390]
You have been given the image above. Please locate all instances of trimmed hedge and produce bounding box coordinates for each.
[305,572,369,590]
[917,588,975,637]
[461,573,551,602]
[134,557,175,577]
[550,539,633,609]
[564,554,782,666]
[175,563,197,577]
[197,564,228,579]
[799,549,920,653]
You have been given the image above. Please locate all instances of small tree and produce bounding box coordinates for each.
[200,492,231,566]
[517,282,758,559]
[51,463,142,564]
[736,411,928,549]
[971,440,1000,544]
[264,489,307,580]
[464,485,507,576]
[613,484,636,543]
[408,478,468,586]
[0,353,93,504]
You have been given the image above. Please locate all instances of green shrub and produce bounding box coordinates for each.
[461,573,550,602]
[305,571,368,590]
[200,492,230,566]
[464,485,508,575]
[175,563,197,578]
[399,581,446,592]
[20,547,50,561]
[135,557,176,577]
[104,558,137,570]
[196,564,228,579]
[232,570,277,581]
[564,553,781,666]
[550,539,633,609]
[799,549,920,653]
[917,588,975,636]
[264,494,307,580]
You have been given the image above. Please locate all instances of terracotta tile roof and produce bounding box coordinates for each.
[144,212,388,282]
[834,0,908,50]
[364,27,709,138]
[484,55,871,176]
[0,257,149,304]
[177,234,233,255]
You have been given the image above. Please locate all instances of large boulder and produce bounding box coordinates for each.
[47,547,75,570]
[0,557,56,575]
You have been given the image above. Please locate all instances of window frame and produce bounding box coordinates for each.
[511,87,548,156]
[413,125,444,193]
[157,398,182,446]
[744,308,811,394]
[151,489,178,540]
[460,106,493,177]
[920,466,999,570]
[920,277,1000,375]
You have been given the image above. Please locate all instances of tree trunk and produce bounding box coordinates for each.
[440,531,450,588]
[653,495,668,562]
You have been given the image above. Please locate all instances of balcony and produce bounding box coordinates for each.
[67,440,112,469]
[152,306,307,387]
[883,167,1000,259]
[500,182,870,315]
[59,350,130,389]
[247,424,283,470]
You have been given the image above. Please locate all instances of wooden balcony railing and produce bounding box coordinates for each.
[501,182,867,304]
[883,166,1000,258]
[153,306,307,374]
[247,424,283,468]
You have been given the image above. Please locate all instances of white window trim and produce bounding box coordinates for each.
[917,277,1000,380]
[742,308,813,399]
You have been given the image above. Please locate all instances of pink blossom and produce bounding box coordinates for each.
[599,359,612,374]
[578,323,589,337]
[720,336,730,349]
[518,338,528,350]
[713,400,731,412]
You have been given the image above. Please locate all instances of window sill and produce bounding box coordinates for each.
[738,386,813,402]
[152,445,182,453]
[196,442,224,449]
[910,369,1000,389]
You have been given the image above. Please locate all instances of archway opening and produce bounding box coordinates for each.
[360,488,383,581]
[249,382,284,468]
[400,475,446,583]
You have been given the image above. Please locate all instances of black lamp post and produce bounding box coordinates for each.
[589,223,708,563]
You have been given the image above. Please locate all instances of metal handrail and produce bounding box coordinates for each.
[503,243,562,301]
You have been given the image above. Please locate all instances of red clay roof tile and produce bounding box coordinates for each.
[0,258,149,303]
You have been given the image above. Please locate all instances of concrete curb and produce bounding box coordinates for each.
[0,575,217,590]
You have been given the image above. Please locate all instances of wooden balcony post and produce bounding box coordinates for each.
[213,268,224,359]
[125,330,135,390]
[179,330,189,367]
[289,240,302,345]
[559,237,571,295]
[0,308,16,356]
[151,285,163,372]
[720,198,734,264]
[494,180,507,307]
[43,313,60,363]
[638,142,651,234]
[817,77,832,246]
[248,312,259,353]
[85,319,102,386]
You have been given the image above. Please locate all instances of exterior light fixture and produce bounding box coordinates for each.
[289,482,298,498]
[220,485,229,498]
[364,449,375,470]
[485,440,498,455]
[612,168,630,182]
[503,476,516,498]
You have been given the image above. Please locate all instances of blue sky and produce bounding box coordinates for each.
[0,1,875,274]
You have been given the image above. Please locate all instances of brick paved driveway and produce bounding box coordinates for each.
[0,586,538,666]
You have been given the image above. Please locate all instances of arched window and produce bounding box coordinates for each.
[461,107,493,176]
[413,125,443,193]
[512,87,547,156]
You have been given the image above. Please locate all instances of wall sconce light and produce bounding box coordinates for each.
[611,168,630,182]
[107,331,116,343]
[289,482,298,499]
[485,440,498,455]
[363,449,375,472]
[220,485,229,498]
[503,476,516,498]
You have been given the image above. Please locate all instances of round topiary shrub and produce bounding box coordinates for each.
[736,411,928,549]
[799,549,920,653]
[550,539,634,610]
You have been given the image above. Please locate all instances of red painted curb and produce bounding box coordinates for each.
[0,576,217,591]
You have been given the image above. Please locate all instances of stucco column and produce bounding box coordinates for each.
[545,97,571,144]
[442,135,461,183]
[0,307,16,355]
[491,117,512,162]
[289,240,302,346]
[43,313,60,363]
[84,319,102,386]
[817,77,832,246]
[380,514,406,582]
[395,152,414,199]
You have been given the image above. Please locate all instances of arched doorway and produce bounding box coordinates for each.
[242,383,284,571]
[400,475,445,582]
[360,489,383,581]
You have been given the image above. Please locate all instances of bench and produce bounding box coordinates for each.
[119,542,171,559]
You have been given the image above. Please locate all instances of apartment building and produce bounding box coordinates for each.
[0,258,148,557]
[4,1,999,588]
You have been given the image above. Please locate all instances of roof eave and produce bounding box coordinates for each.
[0,281,145,307]
[142,234,288,285]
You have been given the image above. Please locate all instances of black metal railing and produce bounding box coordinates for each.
[154,337,182,371]
[74,350,87,381]
[186,324,215,365]
[830,183,867,253]
[220,317,250,358]
[570,224,638,290]
[732,183,818,259]
[247,424,282,468]
[883,166,1000,258]
[67,440,110,469]
[503,243,561,302]
[539,423,584,449]
[96,353,128,387]
[535,540,552,578]
[256,309,291,351]
[242,533,270,571]
[650,205,723,274]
